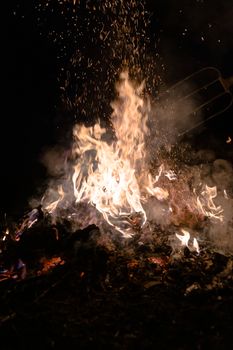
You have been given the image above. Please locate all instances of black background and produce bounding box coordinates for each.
[2,0,233,216]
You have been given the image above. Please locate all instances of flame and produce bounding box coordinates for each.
[176,229,200,253]
[195,185,224,222]
[14,208,41,241]
[42,71,226,242]
[1,228,9,242]
[176,229,190,247]
[226,136,231,144]
[193,237,200,254]
[44,185,65,214]
[71,72,149,236]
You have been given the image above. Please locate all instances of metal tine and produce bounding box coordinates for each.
[157,67,232,106]
[183,90,232,115]
[155,66,233,136]
[179,92,233,136]
[160,67,222,97]
[176,78,220,104]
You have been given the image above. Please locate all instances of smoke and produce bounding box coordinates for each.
[149,82,204,146]
[40,146,71,177]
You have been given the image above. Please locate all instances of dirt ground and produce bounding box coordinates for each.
[0,225,232,350]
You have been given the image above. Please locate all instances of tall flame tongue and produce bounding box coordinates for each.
[72,72,149,237]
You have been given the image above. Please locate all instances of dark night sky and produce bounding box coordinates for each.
[2,0,233,217]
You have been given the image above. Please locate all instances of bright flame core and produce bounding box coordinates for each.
[72,72,151,236]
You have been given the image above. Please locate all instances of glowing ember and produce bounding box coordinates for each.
[38,257,65,275]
